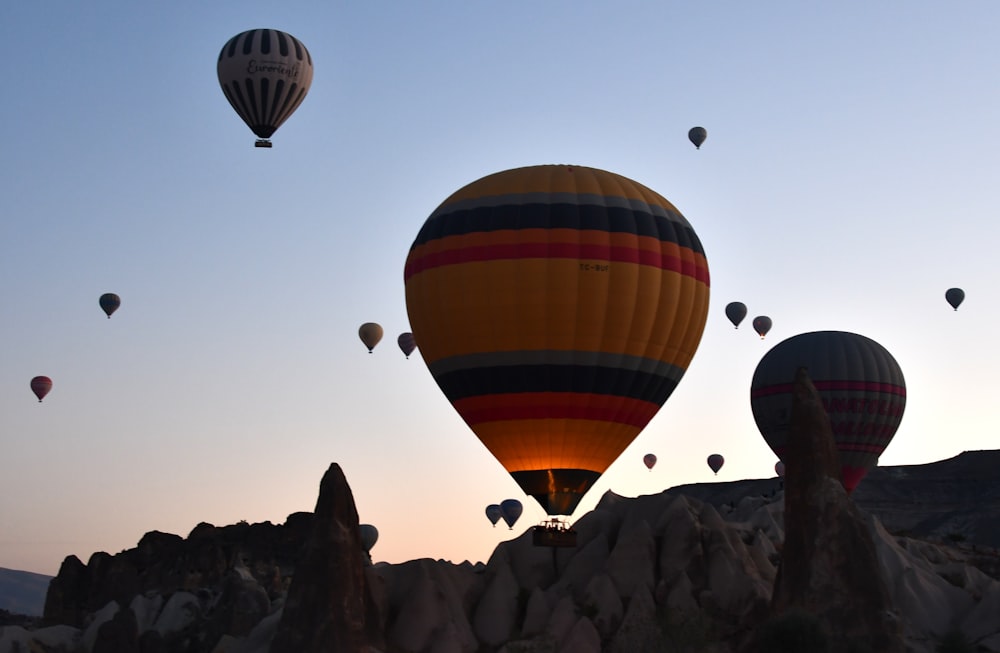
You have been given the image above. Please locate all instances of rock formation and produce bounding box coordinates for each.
[766,367,904,653]
[269,462,379,653]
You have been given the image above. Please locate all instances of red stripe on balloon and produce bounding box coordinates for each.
[750,381,906,398]
[404,242,709,283]
[453,392,661,427]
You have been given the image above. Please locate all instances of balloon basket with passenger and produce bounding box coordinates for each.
[531,518,577,548]
[254,139,273,148]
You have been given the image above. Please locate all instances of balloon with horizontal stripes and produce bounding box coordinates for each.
[217,29,313,146]
[404,164,711,515]
[749,331,906,493]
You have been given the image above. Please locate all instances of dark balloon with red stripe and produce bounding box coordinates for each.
[31,376,52,402]
[217,29,313,145]
[750,331,906,493]
[404,164,710,516]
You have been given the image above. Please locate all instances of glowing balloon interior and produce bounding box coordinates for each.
[404,164,710,516]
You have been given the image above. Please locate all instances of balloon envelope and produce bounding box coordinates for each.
[359,323,384,352]
[945,288,964,310]
[707,453,724,474]
[404,164,710,515]
[750,330,905,493]
[752,316,772,339]
[99,293,120,318]
[688,126,707,149]
[643,453,657,470]
[499,499,523,530]
[725,302,747,328]
[485,504,502,527]
[359,524,378,553]
[30,376,52,402]
[775,461,786,478]
[217,29,314,144]
[397,332,417,358]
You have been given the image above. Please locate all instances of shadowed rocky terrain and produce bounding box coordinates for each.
[3,446,1000,652]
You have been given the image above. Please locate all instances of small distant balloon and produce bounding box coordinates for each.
[775,461,786,478]
[359,323,384,353]
[945,288,964,311]
[707,454,725,475]
[752,316,772,339]
[359,524,379,553]
[725,302,747,329]
[688,126,707,149]
[99,293,120,319]
[30,376,52,402]
[397,332,417,358]
[643,453,657,471]
[485,504,502,527]
[499,499,523,530]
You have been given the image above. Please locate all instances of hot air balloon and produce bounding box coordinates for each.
[217,29,314,148]
[499,499,523,530]
[485,504,503,527]
[359,323,384,353]
[775,461,786,478]
[725,302,747,329]
[359,524,379,553]
[750,331,905,493]
[30,376,52,402]
[945,288,964,311]
[398,332,417,358]
[99,293,120,319]
[404,165,710,516]
[643,453,657,471]
[752,316,772,339]
[688,126,707,149]
[707,453,724,475]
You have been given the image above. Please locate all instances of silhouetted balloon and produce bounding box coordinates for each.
[945,288,965,311]
[725,302,747,329]
[775,461,785,478]
[485,504,502,527]
[688,126,707,149]
[217,29,314,147]
[359,323,384,353]
[99,293,120,319]
[643,453,657,471]
[397,332,417,358]
[752,316,772,339]
[499,499,523,530]
[404,165,711,515]
[30,376,52,402]
[359,524,379,553]
[707,453,724,475]
[750,330,906,493]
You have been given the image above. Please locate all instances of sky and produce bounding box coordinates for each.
[2,2,999,576]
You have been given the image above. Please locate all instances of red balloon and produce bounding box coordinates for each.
[31,376,52,402]
[643,453,657,471]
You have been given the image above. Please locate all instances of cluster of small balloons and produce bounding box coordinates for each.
[485,499,523,530]
[29,293,122,402]
[358,323,417,358]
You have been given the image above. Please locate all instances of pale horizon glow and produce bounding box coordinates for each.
[2,2,999,576]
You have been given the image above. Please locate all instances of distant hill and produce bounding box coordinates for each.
[0,567,51,617]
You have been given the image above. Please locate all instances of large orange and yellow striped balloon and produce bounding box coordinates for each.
[404,165,710,515]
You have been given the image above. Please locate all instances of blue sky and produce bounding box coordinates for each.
[2,2,999,575]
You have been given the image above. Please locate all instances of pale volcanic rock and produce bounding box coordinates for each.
[559,614,601,653]
[153,591,201,636]
[471,560,520,648]
[606,583,659,653]
[580,572,623,639]
[604,517,655,598]
[382,560,478,653]
[519,587,551,637]
[550,532,609,602]
[129,593,163,633]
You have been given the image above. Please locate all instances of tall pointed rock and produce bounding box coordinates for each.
[768,368,903,653]
[270,463,373,653]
